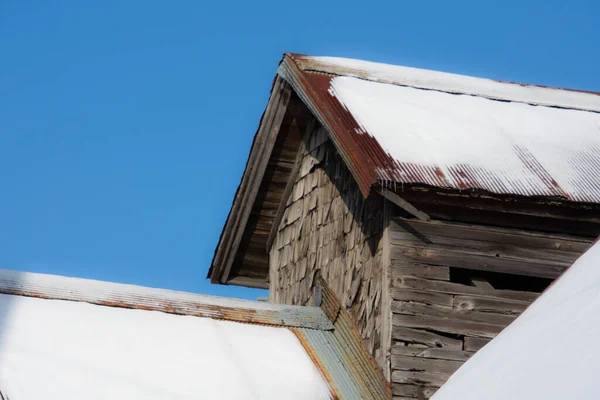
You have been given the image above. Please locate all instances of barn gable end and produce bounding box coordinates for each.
[210,53,600,398]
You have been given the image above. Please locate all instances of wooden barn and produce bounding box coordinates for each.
[209,54,600,398]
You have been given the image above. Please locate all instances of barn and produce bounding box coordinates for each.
[209,53,600,398]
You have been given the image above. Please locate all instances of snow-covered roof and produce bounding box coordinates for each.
[278,54,600,202]
[431,239,600,399]
[0,270,389,399]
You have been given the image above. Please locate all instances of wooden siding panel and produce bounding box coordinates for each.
[386,217,589,398]
[270,125,386,367]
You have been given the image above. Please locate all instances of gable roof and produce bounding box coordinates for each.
[0,269,389,399]
[431,238,600,400]
[209,53,600,287]
[279,54,600,202]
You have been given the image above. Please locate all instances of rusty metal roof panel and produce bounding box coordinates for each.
[292,54,600,112]
[279,53,600,203]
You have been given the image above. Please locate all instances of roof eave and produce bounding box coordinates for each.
[208,73,293,287]
[278,54,382,198]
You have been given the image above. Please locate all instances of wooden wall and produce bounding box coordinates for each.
[269,125,387,365]
[389,216,592,399]
[265,121,596,395]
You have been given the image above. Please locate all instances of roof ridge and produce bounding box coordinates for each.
[0,268,334,330]
[287,53,600,113]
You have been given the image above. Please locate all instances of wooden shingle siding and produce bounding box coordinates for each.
[389,216,593,398]
[269,124,387,365]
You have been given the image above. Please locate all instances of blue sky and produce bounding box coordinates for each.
[1,0,598,300]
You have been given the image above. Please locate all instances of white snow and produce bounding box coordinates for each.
[303,55,600,112]
[329,76,600,201]
[431,240,600,400]
[0,293,331,399]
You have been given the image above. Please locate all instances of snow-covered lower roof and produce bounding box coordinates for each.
[278,54,600,202]
[431,239,600,400]
[0,270,389,399]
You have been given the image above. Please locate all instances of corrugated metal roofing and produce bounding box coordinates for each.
[278,53,600,203]
[0,269,389,399]
[0,269,333,329]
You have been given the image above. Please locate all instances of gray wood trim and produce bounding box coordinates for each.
[380,200,393,380]
[389,217,592,279]
[226,275,269,289]
[211,77,292,284]
[378,189,430,221]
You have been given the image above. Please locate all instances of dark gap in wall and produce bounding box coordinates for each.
[425,329,461,341]
[449,267,552,293]
[448,267,472,286]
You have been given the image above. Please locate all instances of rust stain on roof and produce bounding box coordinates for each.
[278,53,600,203]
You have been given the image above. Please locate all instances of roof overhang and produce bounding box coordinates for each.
[208,72,314,288]
[209,53,600,288]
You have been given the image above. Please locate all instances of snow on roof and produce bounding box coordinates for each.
[0,269,390,399]
[0,293,330,399]
[329,76,600,201]
[431,239,600,400]
[279,54,600,202]
[296,55,600,112]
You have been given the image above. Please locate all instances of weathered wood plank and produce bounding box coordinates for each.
[379,189,431,221]
[393,313,503,338]
[407,201,600,238]
[391,244,567,279]
[392,370,449,387]
[392,263,450,281]
[226,275,269,289]
[453,294,531,315]
[391,288,454,307]
[381,200,393,380]
[391,345,429,357]
[391,345,475,362]
[391,231,582,266]
[390,217,592,254]
[392,326,462,349]
[470,276,494,289]
[391,229,580,269]
[392,300,517,326]
[392,355,463,375]
[416,348,475,362]
[393,383,439,399]
[463,336,491,352]
[392,384,420,397]
[393,275,539,302]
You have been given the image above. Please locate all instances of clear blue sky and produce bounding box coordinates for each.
[1,1,598,300]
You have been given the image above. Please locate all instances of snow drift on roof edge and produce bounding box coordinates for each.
[299,55,600,112]
[328,75,600,202]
